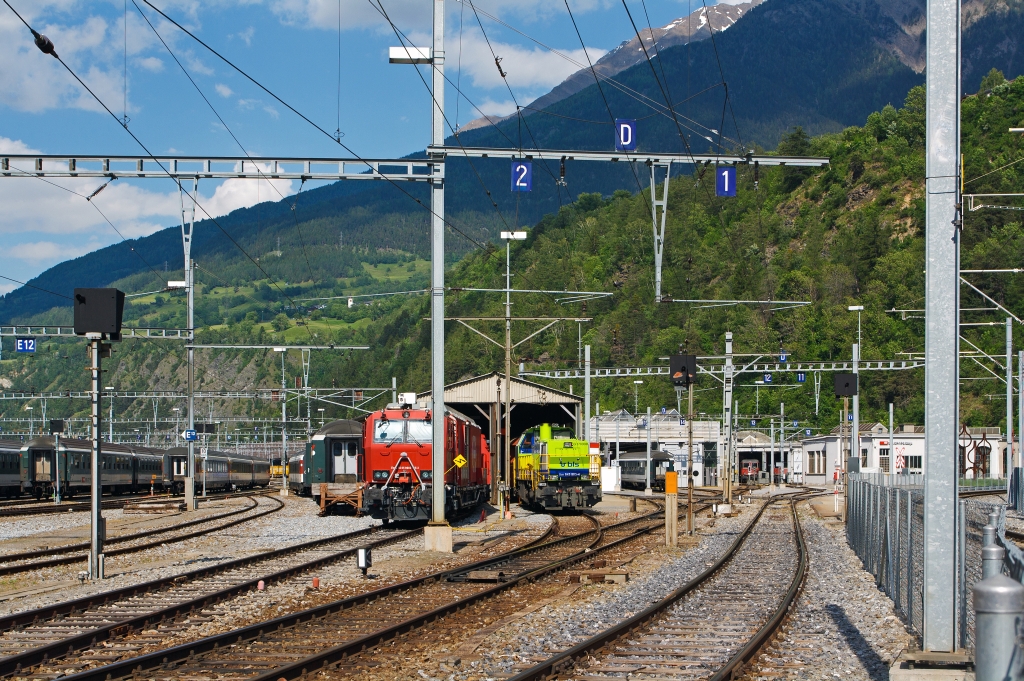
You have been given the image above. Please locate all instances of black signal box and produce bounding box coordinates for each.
[73,288,125,337]
[670,354,698,387]
[834,373,858,397]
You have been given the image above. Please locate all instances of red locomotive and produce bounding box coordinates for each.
[361,405,491,522]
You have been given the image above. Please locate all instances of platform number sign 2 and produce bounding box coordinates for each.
[15,338,35,353]
[614,119,637,151]
[716,166,737,197]
[511,160,532,192]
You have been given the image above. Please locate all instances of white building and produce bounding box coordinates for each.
[797,423,1004,486]
[588,409,722,485]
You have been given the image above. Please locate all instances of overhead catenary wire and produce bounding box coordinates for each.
[5,167,166,281]
[461,1,741,147]
[0,274,73,300]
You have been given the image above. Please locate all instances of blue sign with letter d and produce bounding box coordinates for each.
[615,119,637,151]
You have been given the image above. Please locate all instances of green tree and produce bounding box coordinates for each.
[271,313,290,332]
[978,68,1006,93]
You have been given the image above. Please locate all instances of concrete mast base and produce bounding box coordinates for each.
[425,523,453,553]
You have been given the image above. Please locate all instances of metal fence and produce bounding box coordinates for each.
[847,474,1021,652]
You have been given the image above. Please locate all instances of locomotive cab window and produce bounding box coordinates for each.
[373,420,401,443]
[405,420,431,445]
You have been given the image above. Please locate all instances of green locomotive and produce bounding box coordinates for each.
[515,423,602,511]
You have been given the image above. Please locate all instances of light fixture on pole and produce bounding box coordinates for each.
[754,380,764,415]
[633,380,644,415]
[318,408,326,428]
[25,406,33,436]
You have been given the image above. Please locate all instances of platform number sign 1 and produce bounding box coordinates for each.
[15,337,35,353]
[716,166,737,197]
[614,119,637,151]
[796,372,806,383]
[511,160,532,192]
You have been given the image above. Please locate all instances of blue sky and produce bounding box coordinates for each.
[0,0,735,293]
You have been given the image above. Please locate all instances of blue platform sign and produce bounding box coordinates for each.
[780,351,788,362]
[796,372,806,383]
[511,160,532,192]
[763,373,773,383]
[183,429,198,441]
[716,166,737,197]
[806,428,812,436]
[750,420,757,427]
[15,338,35,353]
[614,119,637,151]
[848,413,854,421]
[793,420,799,427]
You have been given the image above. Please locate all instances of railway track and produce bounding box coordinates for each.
[0,488,272,517]
[0,525,424,679]
[29,505,667,681]
[504,492,811,681]
[0,495,284,576]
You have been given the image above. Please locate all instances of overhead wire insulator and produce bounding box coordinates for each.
[557,156,567,187]
[32,31,58,58]
[494,56,507,79]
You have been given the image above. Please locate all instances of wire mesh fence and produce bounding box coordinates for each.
[847,474,1019,652]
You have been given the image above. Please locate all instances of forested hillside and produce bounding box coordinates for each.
[3,77,1023,437]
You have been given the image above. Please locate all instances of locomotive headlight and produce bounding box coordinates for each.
[421,470,432,481]
[373,470,389,481]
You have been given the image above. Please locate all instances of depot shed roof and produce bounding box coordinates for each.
[417,371,580,406]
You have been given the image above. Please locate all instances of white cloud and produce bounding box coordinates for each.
[9,241,97,263]
[0,140,297,275]
[231,26,255,45]
[472,98,517,117]
[262,105,280,119]
[215,82,234,97]
[451,31,605,92]
[137,56,164,72]
[269,0,610,32]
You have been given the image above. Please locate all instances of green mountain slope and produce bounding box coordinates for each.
[4,79,1024,439]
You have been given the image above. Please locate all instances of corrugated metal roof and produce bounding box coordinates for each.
[418,371,580,405]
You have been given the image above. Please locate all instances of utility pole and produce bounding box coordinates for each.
[279,349,288,495]
[923,0,960,650]
[585,345,591,442]
[425,0,451,552]
[687,381,694,533]
[723,332,734,505]
[88,337,107,579]
[852,342,860,470]
[1007,318,1013,489]
[645,406,652,496]
[181,177,197,512]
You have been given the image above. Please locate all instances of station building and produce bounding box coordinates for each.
[797,423,1004,486]
[588,409,722,486]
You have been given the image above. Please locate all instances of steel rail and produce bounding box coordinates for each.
[0,495,283,576]
[504,492,813,681]
[50,507,669,681]
[0,527,420,679]
[0,497,258,562]
[0,487,270,517]
[708,498,809,680]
